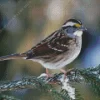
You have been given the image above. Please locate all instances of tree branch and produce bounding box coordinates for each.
[0,65,100,100]
[0,94,20,100]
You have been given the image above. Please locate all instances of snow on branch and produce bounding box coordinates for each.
[0,65,100,100]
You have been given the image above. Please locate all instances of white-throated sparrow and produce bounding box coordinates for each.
[0,19,86,73]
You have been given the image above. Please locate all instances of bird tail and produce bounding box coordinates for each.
[0,53,27,61]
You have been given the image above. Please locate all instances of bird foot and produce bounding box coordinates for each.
[45,68,58,84]
[60,68,74,79]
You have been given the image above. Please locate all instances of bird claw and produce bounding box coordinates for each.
[60,68,74,80]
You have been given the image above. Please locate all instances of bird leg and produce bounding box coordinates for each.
[46,68,52,78]
[60,68,74,79]
[60,69,67,79]
[46,68,58,84]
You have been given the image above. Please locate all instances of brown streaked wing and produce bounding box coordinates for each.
[26,30,75,59]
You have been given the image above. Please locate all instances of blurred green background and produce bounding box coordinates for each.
[0,0,100,100]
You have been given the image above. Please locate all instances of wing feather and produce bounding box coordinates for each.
[26,29,75,59]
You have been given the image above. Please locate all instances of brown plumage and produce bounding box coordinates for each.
[0,19,86,69]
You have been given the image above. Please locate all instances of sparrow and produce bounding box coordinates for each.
[0,19,86,75]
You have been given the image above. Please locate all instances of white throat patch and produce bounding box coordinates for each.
[74,30,83,37]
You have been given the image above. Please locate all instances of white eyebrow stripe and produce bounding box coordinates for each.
[77,20,82,24]
[62,22,76,27]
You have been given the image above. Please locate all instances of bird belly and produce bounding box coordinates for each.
[31,46,81,69]
[31,36,82,69]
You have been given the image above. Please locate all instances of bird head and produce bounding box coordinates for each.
[62,19,87,38]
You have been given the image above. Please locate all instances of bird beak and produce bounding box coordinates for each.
[79,25,87,31]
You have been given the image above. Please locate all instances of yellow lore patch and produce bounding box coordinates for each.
[75,23,81,28]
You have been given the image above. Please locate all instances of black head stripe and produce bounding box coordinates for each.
[68,19,82,25]
[63,18,82,26]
